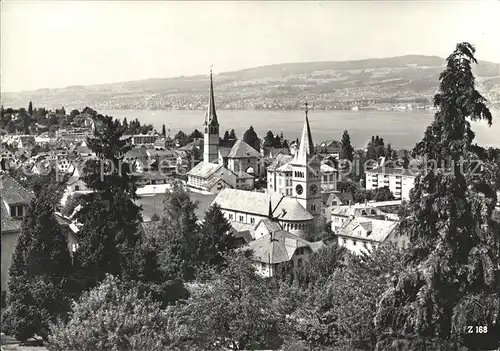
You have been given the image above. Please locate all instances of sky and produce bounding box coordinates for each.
[1,1,499,92]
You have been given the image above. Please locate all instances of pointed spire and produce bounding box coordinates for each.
[294,100,315,164]
[207,67,218,126]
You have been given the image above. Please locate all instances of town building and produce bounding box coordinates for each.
[365,166,417,200]
[187,71,262,193]
[247,228,325,278]
[330,204,392,233]
[337,216,408,255]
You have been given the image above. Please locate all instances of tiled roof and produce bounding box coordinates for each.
[366,166,418,177]
[320,164,337,173]
[0,172,34,204]
[0,172,34,232]
[338,217,398,243]
[179,139,204,151]
[276,162,293,172]
[205,176,233,190]
[219,147,231,158]
[212,189,313,221]
[267,154,293,172]
[248,230,324,264]
[187,161,222,178]
[257,218,282,233]
[227,140,261,159]
[331,205,383,218]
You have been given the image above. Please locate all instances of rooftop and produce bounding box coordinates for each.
[227,139,261,159]
[248,230,325,264]
[212,188,313,221]
[338,217,398,243]
[187,161,223,179]
[366,166,418,177]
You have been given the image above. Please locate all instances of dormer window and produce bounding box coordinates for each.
[10,204,25,218]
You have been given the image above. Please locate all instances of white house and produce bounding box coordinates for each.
[337,216,409,255]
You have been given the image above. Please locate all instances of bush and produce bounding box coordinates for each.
[48,275,181,351]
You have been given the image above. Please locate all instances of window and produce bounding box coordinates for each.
[9,205,24,218]
[261,262,266,269]
[239,215,244,222]
[74,185,80,191]
[229,214,233,220]
[343,238,347,244]
[250,218,255,224]
[353,240,357,246]
[248,158,251,163]
[297,258,303,268]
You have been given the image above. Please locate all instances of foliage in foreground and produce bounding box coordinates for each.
[48,275,182,351]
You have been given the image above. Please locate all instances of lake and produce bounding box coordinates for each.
[101,109,500,149]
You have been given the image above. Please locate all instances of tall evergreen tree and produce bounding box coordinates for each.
[223,130,230,140]
[2,184,72,342]
[161,124,166,137]
[28,101,33,116]
[229,129,237,140]
[76,114,142,287]
[340,130,355,162]
[264,131,275,147]
[156,182,200,280]
[197,204,235,269]
[374,43,500,349]
[243,126,260,151]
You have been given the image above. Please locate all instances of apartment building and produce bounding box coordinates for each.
[365,166,417,200]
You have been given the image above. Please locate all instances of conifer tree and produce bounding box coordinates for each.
[197,204,235,269]
[340,130,354,162]
[374,43,500,349]
[77,114,143,287]
[264,130,275,147]
[223,130,230,140]
[229,128,237,140]
[2,184,72,342]
[28,101,33,116]
[243,126,260,151]
[161,124,166,137]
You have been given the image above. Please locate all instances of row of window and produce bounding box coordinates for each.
[10,205,24,218]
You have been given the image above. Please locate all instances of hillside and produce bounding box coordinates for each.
[2,55,499,110]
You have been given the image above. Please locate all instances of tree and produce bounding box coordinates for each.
[76,114,143,287]
[229,129,237,140]
[28,101,33,116]
[223,130,230,140]
[273,134,282,148]
[373,186,395,202]
[190,129,203,140]
[264,131,275,147]
[243,126,260,151]
[49,275,182,351]
[340,130,355,162]
[374,43,500,349]
[365,143,377,161]
[122,117,128,131]
[174,130,189,147]
[162,124,166,137]
[176,252,288,350]
[197,204,235,269]
[6,119,16,133]
[156,182,200,280]
[61,193,85,217]
[2,185,72,342]
[294,245,405,349]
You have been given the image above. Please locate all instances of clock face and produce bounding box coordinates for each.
[295,184,303,195]
[310,184,318,195]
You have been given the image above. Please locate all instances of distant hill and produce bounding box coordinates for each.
[2,55,499,110]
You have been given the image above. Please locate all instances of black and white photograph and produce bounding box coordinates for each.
[0,1,499,350]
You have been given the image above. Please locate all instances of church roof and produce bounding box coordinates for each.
[187,161,222,178]
[227,139,261,159]
[212,189,313,221]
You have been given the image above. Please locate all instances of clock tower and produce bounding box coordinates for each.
[291,102,322,218]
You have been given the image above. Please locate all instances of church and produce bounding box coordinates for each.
[187,70,263,193]
[211,103,323,236]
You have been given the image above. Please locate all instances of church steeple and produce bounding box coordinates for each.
[207,68,218,126]
[294,101,315,165]
[203,68,220,164]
